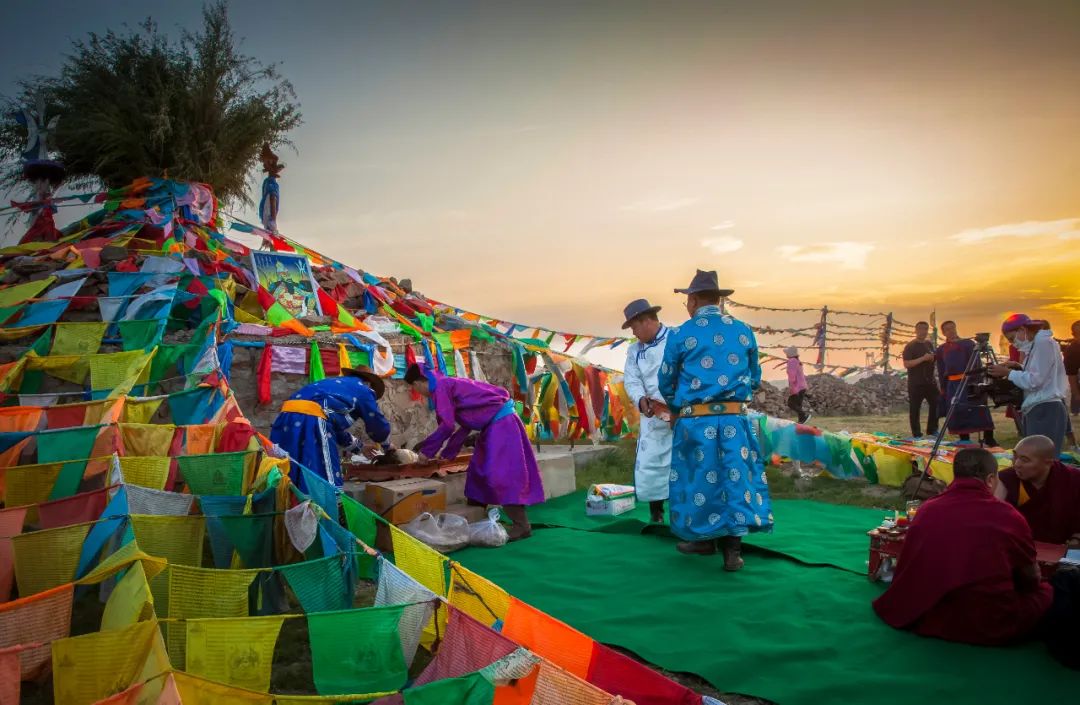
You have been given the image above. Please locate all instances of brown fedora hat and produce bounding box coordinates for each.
[342,365,386,399]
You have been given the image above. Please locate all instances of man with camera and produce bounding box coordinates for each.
[989,314,1070,454]
[935,321,998,447]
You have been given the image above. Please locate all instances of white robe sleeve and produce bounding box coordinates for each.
[623,346,646,407]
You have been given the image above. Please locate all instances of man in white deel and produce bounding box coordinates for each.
[990,314,1070,453]
[621,298,673,523]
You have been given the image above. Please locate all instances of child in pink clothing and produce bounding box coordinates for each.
[785,347,811,424]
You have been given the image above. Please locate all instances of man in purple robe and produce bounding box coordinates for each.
[406,363,545,541]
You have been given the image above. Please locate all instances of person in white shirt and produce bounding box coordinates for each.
[621,298,672,523]
[989,314,1070,453]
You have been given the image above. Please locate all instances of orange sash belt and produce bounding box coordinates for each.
[678,401,747,418]
[946,374,965,382]
[281,399,327,419]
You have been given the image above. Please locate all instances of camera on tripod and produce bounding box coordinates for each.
[966,332,1024,408]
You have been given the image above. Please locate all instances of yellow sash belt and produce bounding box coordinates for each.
[281,399,327,419]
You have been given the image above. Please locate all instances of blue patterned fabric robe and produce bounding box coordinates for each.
[658,305,774,541]
[269,376,391,491]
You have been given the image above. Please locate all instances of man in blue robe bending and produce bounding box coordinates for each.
[658,270,773,571]
[270,365,393,492]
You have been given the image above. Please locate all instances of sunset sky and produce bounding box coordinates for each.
[3,1,1079,372]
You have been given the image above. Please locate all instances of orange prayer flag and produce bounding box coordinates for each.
[502,598,595,679]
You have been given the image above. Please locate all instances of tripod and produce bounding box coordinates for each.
[907,340,998,501]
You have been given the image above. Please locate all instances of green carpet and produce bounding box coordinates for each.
[528,492,889,574]
[456,502,1080,704]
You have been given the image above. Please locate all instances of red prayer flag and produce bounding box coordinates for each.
[37,486,112,530]
[586,644,701,705]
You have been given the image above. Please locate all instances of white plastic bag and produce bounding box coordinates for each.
[468,507,509,548]
[401,512,470,553]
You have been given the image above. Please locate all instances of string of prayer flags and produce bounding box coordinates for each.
[278,553,353,613]
[185,615,285,692]
[0,583,75,680]
[307,605,409,695]
[50,618,171,705]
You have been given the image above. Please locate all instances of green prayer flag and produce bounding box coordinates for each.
[0,305,24,326]
[178,452,249,496]
[39,425,100,465]
[342,494,378,579]
[0,277,55,309]
[310,341,326,383]
[403,673,495,705]
[219,515,274,568]
[48,459,91,500]
[119,320,166,352]
[278,554,351,613]
[307,605,408,695]
[347,350,371,369]
[28,329,52,357]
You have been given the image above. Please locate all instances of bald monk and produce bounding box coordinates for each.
[996,435,1080,547]
[873,448,1053,645]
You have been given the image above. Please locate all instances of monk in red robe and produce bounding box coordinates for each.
[996,435,1080,547]
[873,448,1053,645]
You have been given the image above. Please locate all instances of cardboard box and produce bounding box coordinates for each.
[585,483,637,516]
[364,478,447,524]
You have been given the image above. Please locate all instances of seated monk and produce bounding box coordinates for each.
[995,435,1080,547]
[873,448,1053,645]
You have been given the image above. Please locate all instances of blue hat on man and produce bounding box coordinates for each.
[621,299,663,329]
[674,269,734,297]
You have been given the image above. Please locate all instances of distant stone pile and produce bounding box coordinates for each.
[751,373,909,419]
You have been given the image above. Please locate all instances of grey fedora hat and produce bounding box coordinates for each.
[621,298,663,329]
[673,269,734,297]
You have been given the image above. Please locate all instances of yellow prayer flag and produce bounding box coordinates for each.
[130,515,206,568]
[51,322,108,356]
[185,616,284,692]
[4,461,64,523]
[448,563,511,629]
[12,521,92,595]
[390,525,448,649]
[119,424,178,458]
[118,456,171,490]
[77,540,168,586]
[101,561,155,631]
[166,565,259,669]
[121,397,166,425]
[51,619,171,705]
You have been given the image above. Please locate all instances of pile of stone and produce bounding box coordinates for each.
[750,382,791,417]
[803,373,909,417]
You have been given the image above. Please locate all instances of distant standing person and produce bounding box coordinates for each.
[783,346,811,424]
[902,321,939,438]
[1064,321,1080,439]
[621,298,672,524]
[935,320,998,447]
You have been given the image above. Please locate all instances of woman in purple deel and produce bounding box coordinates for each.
[405,363,545,541]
